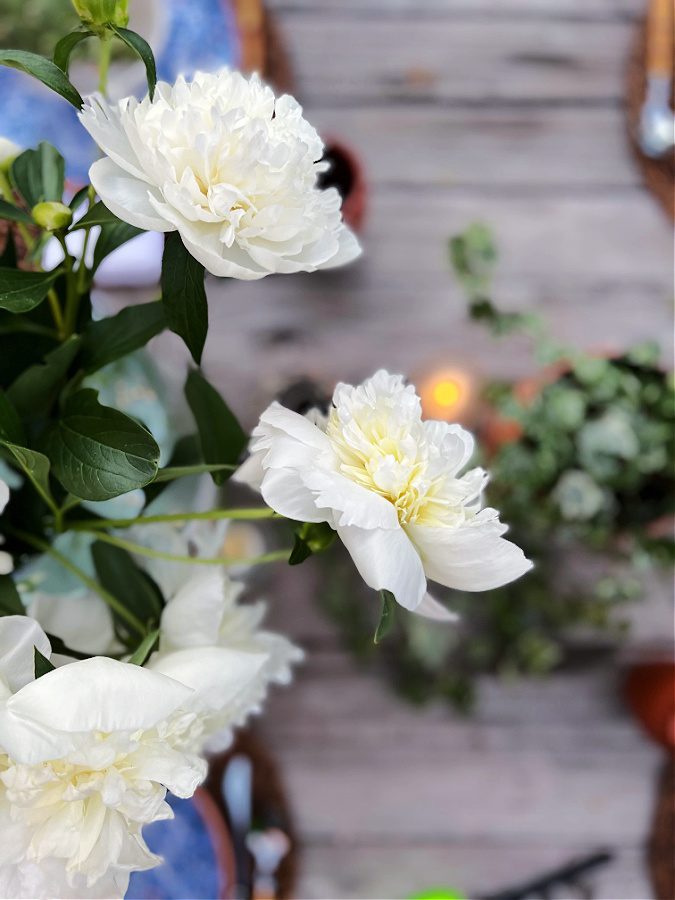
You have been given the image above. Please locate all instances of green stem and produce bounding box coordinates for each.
[83,529,291,567]
[47,288,66,338]
[98,33,112,95]
[68,507,279,531]
[57,233,80,337]
[11,528,146,636]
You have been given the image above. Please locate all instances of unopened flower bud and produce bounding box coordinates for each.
[71,0,129,28]
[32,201,73,232]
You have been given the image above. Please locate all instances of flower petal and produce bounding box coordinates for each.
[336,524,427,611]
[259,467,325,522]
[89,158,171,233]
[414,593,459,622]
[0,616,51,693]
[408,518,533,592]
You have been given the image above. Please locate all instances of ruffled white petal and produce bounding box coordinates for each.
[408,517,533,592]
[0,616,51,693]
[336,524,427,611]
[89,158,172,233]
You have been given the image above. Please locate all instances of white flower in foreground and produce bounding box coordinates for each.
[79,69,361,279]
[0,479,13,575]
[0,617,206,899]
[235,370,533,616]
[0,138,20,171]
[148,568,303,753]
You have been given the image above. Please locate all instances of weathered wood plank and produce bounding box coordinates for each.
[270,17,635,105]
[311,106,640,188]
[294,841,651,900]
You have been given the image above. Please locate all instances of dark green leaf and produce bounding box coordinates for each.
[8,335,80,415]
[80,301,166,373]
[48,388,160,501]
[0,441,55,511]
[0,50,83,109]
[91,541,163,630]
[11,143,66,207]
[0,198,33,226]
[185,369,247,484]
[0,267,59,313]
[92,220,143,272]
[0,231,17,269]
[109,26,156,99]
[0,390,25,444]
[374,589,396,644]
[289,521,336,565]
[53,29,94,75]
[128,628,160,666]
[162,232,207,364]
[72,201,119,229]
[44,632,91,660]
[0,575,23,616]
[69,186,90,213]
[34,646,55,678]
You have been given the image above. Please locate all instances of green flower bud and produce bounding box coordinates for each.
[32,201,73,232]
[71,0,129,28]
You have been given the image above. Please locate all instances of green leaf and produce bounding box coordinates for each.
[72,201,119,229]
[0,440,55,512]
[185,369,247,484]
[11,143,66,208]
[162,232,207,365]
[8,335,80,415]
[0,50,84,109]
[0,390,25,444]
[374,590,396,644]
[34,646,55,678]
[69,186,90,213]
[0,198,33,226]
[48,388,160,501]
[128,628,160,666]
[80,301,166,373]
[0,231,17,269]
[0,267,59,313]
[53,29,94,75]
[289,521,336,565]
[0,575,23,616]
[91,541,163,630]
[44,632,91,660]
[92,220,143,272]
[109,25,156,99]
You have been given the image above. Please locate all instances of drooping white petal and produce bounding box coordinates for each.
[2,657,193,763]
[336,524,427,611]
[159,569,230,650]
[27,591,114,656]
[408,519,533,592]
[415,593,459,622]
[259,467,325,523]
[0,616,51,693]
[89,158,171,233]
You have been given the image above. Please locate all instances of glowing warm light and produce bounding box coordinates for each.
[419,368,474,421]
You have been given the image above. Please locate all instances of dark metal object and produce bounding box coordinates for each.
[478,849,614,900]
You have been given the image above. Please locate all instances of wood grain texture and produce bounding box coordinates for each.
[140,2,672,897]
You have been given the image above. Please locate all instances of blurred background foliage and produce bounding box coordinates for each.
[315,224,674,712]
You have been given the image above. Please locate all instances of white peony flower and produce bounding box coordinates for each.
[235,370,533,616]
[79,69,361,279]
[148,567,303,753]
[0,617,206,898]
[0,479,13,575]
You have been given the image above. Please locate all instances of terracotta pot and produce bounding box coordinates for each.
[624,662,675,750]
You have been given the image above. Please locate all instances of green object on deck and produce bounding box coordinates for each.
[409,889,466,900]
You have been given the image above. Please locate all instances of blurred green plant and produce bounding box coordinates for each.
[316,223,673,712]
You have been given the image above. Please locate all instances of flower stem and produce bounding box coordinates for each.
[80,529,291,567]
[13,528,146,636]
[98,32,112,95]
[47,288,66,338]
[68,507,280,531]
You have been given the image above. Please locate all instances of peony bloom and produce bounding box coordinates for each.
[235,370,532,616]
[147,567,303,753]
[0,617,206,898]
[79,69,361,279]
[0,479,12,576]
